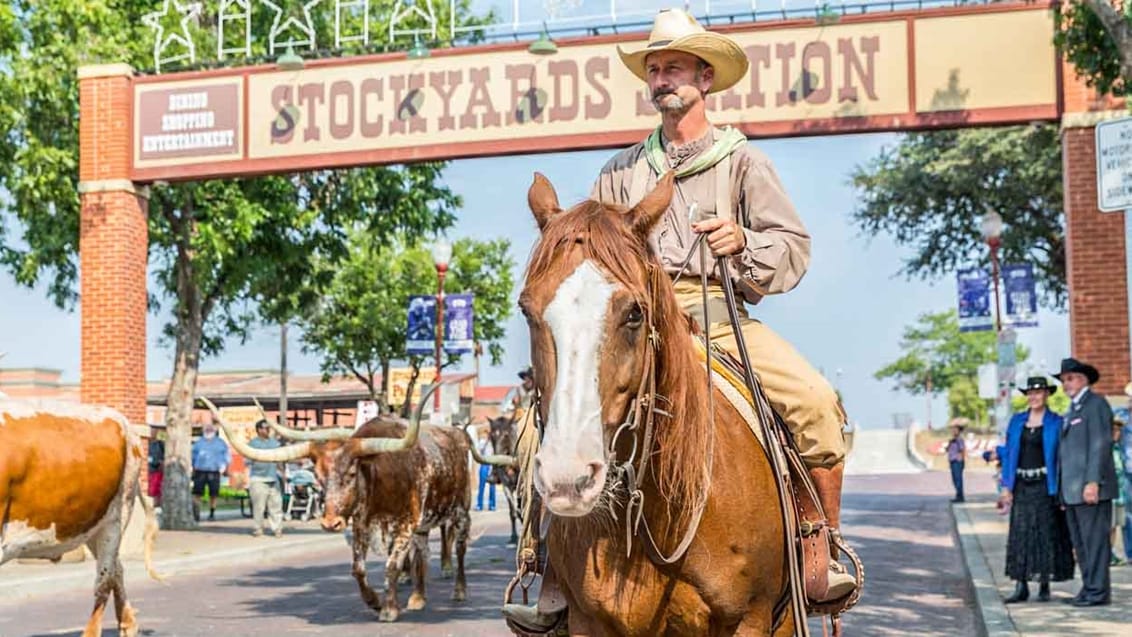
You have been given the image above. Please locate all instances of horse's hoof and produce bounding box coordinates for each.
[507,537,519,546]
[406,592,427,611]
[379,607,400,622]
[441,566,454,579]
[453,586,467,602]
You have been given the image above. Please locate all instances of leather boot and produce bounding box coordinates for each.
[809,462,857,601]
[1038,580,1050,602]
[1004,580,1029,603]
[502,561,567,634]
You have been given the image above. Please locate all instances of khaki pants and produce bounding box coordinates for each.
[673,281,846,469]
[250,479,283,533]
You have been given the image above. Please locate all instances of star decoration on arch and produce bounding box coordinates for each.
[142,0,202,73]
[260,0,323,55]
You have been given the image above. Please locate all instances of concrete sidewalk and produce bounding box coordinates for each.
[0,509,345,601]
[953,495,1132,636]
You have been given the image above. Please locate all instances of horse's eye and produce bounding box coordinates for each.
[625,304,644,328]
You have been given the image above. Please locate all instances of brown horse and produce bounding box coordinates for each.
[520,172,796,636]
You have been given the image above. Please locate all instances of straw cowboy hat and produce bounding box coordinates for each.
[617,8,750,94]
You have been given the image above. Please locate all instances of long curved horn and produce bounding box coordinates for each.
[199,397,313,462]
[252,397,354,441]
[354,378,452,456]
[465,428,518,467]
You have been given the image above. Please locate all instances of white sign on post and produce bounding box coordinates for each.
[1095,116,1132,212]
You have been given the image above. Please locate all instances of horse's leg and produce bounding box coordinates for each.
[406,530,429,611]
[381,525,413,622]
[439,523,454,579]
[452,505,470,602]
[351,523,382,611]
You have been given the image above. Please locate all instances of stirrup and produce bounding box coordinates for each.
[503,603,568,637]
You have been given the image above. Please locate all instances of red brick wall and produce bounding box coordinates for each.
[1062,126,1131,395]
[78,67,149,424]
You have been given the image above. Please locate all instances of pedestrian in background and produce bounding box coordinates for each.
[147,425,166,507]
[475,427,496,512]
[1111,418,1127,565]
[191,422,230,522]
[1055,358,1118,607]
[999,377,1074,603]
[947,420,967,503]
[247,420,285,537]
[1121,382,1132,563]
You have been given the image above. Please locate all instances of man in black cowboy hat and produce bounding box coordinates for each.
[1055,357,1118,606]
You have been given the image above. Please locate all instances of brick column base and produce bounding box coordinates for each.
[1062,125,1131,395]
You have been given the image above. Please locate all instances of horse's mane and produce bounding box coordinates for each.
[527,199,711,534]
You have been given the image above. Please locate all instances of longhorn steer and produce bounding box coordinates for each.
[0,399,161,637]
[203,394,514,623]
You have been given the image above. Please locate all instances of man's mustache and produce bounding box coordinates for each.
[652,88,676,100]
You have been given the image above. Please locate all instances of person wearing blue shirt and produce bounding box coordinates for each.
[999,377,1074,603]
[191,423,231,522]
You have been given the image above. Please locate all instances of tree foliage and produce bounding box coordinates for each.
[0,1,489,529]
[1054,0,1132,98]
[299,236,515,409]
[850,125,1065,308]
[875,310,1029,425]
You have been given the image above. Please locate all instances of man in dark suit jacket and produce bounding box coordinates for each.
[1056,358,1118,606]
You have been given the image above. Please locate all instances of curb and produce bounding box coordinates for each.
[905,424,931,471]
[950,502,1019,637]
[0,532,346,601]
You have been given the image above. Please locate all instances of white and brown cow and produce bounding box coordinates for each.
[203,392,515,623]
[0,399,161,637]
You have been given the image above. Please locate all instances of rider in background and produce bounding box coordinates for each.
[500,367,536,420]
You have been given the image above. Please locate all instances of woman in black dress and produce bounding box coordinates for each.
[999,377,1074,602]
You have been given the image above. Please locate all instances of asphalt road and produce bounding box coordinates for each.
[0,472,987,636]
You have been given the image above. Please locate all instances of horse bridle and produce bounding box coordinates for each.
[531,235,716,565]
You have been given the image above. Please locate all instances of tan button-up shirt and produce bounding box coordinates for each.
[590,128,811,304]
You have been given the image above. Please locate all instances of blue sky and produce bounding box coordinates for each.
[0,0,1072,429]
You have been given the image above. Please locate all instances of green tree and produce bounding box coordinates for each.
[1054,0,1132,97]
[0,2,489,529]
[851,125,1065,308]
[300,236,515,414]
[874,310,1029,427]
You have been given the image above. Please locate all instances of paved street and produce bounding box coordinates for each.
[0,470,983,636]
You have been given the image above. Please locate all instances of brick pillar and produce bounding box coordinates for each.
[1062,123,1131,396]
[78,64,148,424]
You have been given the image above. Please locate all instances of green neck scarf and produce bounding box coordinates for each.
[643,126,747,178]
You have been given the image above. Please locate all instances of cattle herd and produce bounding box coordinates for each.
[0,384,517,636]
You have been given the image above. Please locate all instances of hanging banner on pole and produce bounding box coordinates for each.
[957,268,993,332]
[444,294,475,354]
[1003,263,1039,328]
[406,295,437,356]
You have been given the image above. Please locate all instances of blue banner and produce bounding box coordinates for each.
[444,293,475,354]
[406,295,437,356]
[1003,263,1038,328]
[957,268,993,332]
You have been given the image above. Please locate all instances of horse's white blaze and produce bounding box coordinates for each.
[537,260,614,501]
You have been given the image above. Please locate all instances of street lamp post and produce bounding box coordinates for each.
[980,210,1005,431]
[431,239,452,424]
[981,211,1004,333]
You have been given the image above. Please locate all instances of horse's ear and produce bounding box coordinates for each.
[528,173,561,230]
[628,172,675,238]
